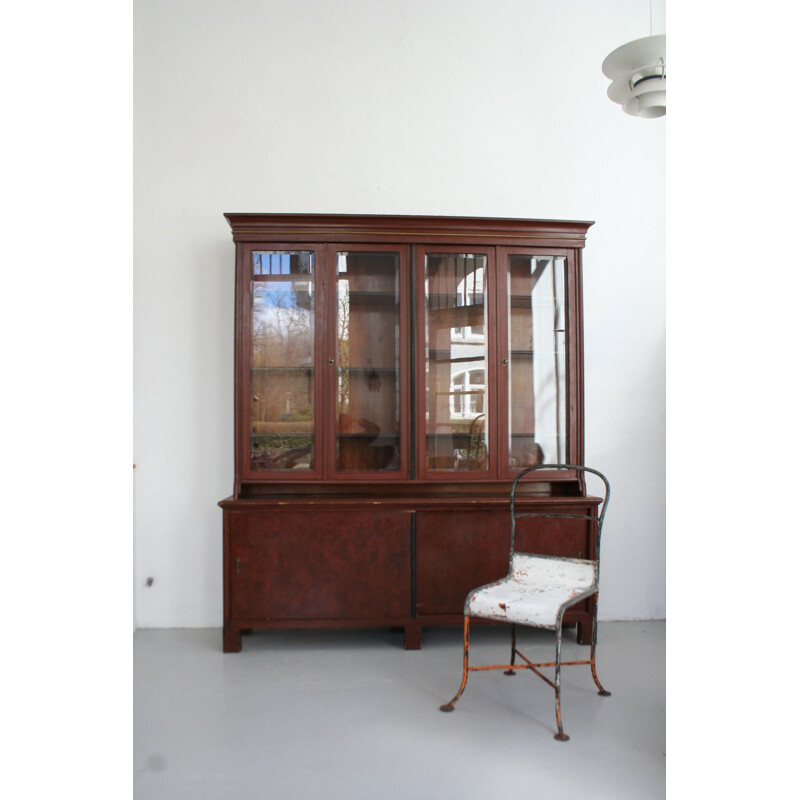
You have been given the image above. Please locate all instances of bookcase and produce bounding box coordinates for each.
[220,214,598,652]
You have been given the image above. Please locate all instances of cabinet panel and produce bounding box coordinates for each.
[416,511,509,615]
[230,510,411,621]
[416,506,595,617]
[513,509,594,560]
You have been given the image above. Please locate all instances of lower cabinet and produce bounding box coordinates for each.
[224,509,411,651]
[221,499,598,652]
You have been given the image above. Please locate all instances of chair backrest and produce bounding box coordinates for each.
[509,464,611,570]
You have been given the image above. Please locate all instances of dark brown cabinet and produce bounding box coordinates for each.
[220,214,597,651]
[228,510,411,621]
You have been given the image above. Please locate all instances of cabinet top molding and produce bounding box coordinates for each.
[224,213,594,247]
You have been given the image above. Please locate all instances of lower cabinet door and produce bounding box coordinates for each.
[415,505,595,617]
[230,510,411,621]
[416,511,509,616]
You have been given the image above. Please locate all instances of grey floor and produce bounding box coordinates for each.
[134,621,665,799]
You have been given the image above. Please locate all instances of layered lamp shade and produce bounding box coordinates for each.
[602,34,666,118]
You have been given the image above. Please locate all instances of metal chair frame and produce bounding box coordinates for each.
[439,464,611,741]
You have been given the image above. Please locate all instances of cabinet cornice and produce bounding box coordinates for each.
[224,213,593,247]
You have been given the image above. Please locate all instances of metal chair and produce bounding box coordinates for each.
[439,464,611,741]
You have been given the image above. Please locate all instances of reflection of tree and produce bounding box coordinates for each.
[252,290,312,366]
[252,288,314,424]
[336,285,350,411]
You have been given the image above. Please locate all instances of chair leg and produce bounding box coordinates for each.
[590,641,612,697]
[504,623,517,676]
[590,598,611,697]
[440,616,471,712]
[553,625,569,741]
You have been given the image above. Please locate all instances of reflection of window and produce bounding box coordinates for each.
[452,374,465,415]
[452,326,484,341]
[253,251,311,276]
[450,369,485,418]
[450,268,485,341]
[456,266,483,306]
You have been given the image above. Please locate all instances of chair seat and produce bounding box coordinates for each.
[466,554,597,629]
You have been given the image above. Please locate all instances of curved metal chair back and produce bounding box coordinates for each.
[509,463,611,573]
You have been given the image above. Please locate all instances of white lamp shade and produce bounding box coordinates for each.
[602,34,665,119]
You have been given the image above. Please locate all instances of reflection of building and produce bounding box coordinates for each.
[424,255,488,465]
[508,255,567,465]
[447,268,486,420]
[450,367,485,418]
[432,254,568,465]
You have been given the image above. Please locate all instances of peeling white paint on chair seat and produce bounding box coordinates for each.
[466,554,597,629]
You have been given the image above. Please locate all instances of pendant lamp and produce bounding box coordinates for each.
[602,34,666,119]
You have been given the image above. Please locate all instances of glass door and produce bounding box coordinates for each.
[501,250,570,474]
[330,247,409,478]
[416,248,494,478]
[246,247,321,477]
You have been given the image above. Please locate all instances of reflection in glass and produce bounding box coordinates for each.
[507,255,567,468]
[335,252,401,472]
[424,253,488,472]
[250,251,315,471]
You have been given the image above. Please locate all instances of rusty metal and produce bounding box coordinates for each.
[439,616,471,712]
[504,623,517,676]
[439,463,612,741]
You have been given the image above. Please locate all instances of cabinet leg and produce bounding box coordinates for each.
[223,626,242,653]
[577,621,593,646]
[404,624,422,650]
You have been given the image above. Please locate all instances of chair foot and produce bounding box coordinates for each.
[589,641,612,697]
[504,669,516,676]
[440,703,456,712]
[554,732,570,742]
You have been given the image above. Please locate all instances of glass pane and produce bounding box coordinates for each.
[424,253,488,472]
[250,251,315,471]
[507,255,567,468]
[335,252,401,472]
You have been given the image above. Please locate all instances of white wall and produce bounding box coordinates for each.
[133,0,665,628]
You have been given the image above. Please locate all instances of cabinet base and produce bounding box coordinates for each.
[222,618,592,652]
[403,624,422,650]
[223,626,242,653]
[577,621,592,645]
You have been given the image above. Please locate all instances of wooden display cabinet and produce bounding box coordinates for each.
[219,214,597,652]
